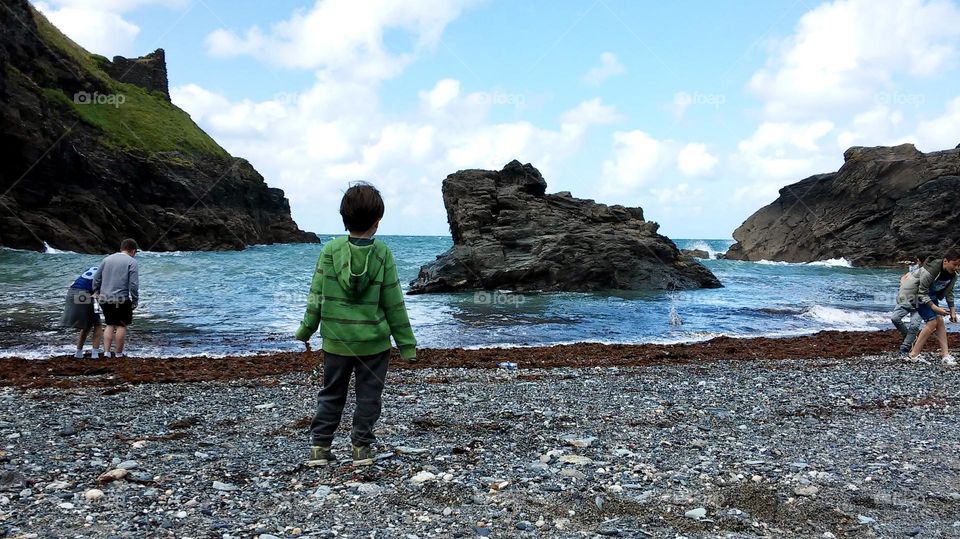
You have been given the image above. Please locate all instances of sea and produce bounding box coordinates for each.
[0,237,924,358]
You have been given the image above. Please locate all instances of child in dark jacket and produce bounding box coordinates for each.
[295,183,417,466]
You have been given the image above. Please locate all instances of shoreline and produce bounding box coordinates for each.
[2,329,956,389]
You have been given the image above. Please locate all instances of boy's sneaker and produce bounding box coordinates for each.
[113,352,126,359]
[306,445,335,467]
[899,344,911,355]
[352,444,375,466]
[906,355,929,364]
[74,350,84,359]
[942,355,957,366]
[90,349,100,360]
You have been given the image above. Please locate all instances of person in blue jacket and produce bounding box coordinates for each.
[60,266,103,359]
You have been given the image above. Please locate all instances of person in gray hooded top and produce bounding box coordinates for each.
[93,238,140,358]
[905,250,959,365]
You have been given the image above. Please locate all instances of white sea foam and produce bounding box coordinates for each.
[43,242,74,254]
[799,305,888,329]
[755,257,852,268]
[807,257,852,267]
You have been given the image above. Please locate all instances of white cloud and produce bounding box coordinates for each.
[172,76,618,234]
[677,143,718,177]
[731,120,838,203]
[911,96,960,151]
[205,0,478,81]
[419,79,461,113]
[835,106,908,149]
[600,131,669,193]
[582,52,625,86]
[599,131,719,200]
[34,0,185,57]
[748,0,960,120]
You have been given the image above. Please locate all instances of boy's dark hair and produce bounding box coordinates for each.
[340,182,384,233]
[120,238,139,252]
[916,254,928,263]
[945,249,960,262]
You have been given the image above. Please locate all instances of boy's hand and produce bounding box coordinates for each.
[934,305,949,316]
[304,342,312,354]
[950,308,958,323]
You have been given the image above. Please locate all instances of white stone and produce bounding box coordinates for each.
[794,485,820,497]
[357,483,382,497]
[558,455,593,466]
[97,469,128,483]
[45,481,70,491]
[84,489,104,502]
[212,481,239,491]
[684,507,707,520]
[410,471,436,485]
[561,435,597,448]
[395,446,429,455]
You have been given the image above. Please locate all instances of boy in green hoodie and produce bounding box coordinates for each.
[295,183,417,466]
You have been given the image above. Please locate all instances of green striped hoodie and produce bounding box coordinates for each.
[294,237,417,359]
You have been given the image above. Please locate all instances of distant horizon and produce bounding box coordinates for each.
[32,0,960,238]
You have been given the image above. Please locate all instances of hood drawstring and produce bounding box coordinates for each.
[348,248,373,294]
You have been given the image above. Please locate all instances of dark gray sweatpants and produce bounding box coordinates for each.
[310,350,390,447]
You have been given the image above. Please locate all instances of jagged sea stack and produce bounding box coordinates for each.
[408,161,722,294]
[724,144,960,266]
[0,0,317,253]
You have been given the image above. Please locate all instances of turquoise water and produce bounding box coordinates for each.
[0,237,919,358]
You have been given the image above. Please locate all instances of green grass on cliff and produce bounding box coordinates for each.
[30,6,228,157]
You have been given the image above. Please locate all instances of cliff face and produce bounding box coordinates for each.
[724,144,960,266]
[0,0,317,253]
[408,160,722,294]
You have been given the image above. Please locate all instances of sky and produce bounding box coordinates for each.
[33,0,960,239]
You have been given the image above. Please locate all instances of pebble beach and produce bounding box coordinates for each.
[2,331,960,538]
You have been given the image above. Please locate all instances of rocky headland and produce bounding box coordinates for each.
[408,161,721,293]
[0,0,316,253]
[724,144,960,266]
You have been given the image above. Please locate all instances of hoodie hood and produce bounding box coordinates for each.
[331,238,385,296]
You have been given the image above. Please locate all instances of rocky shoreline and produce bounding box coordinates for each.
[2,331,960,538]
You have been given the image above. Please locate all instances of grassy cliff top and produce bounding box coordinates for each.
[30,6,228,158]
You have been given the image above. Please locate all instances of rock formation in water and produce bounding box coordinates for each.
[723,144,960,266]
[0,0,317,253]
[681,249,710,260]
[408,161,722,294]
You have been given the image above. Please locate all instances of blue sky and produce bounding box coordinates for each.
[35,0,960,238]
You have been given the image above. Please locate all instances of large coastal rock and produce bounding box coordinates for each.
[408,161,721,294]
[0,0,317,253]
[724,144,960,266]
